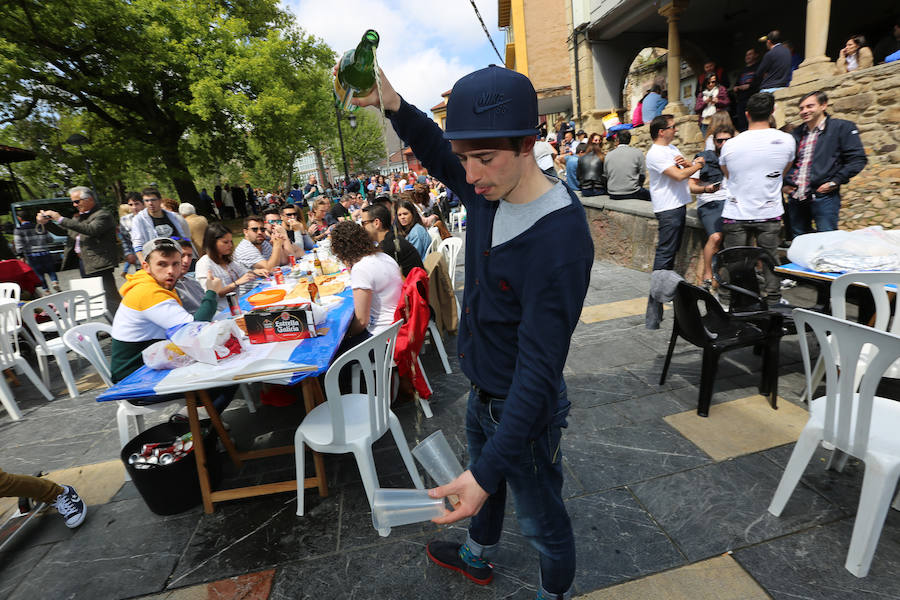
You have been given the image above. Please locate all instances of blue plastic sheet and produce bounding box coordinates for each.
[98,287,355,402]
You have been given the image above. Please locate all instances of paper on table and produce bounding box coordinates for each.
[150,340,314,394]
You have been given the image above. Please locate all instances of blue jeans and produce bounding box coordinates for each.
[465,386,575,597]
[786,191,840,237]
[653,205,686,271]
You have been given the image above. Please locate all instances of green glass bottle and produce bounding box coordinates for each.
[334,29,380,111]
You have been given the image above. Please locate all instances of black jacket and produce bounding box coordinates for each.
[576,153,605,191]
[380,229,423,277]
[785,116,867,193]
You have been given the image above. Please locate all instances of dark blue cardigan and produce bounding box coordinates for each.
[390,98,594,494]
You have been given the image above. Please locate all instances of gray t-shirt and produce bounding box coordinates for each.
[604,144,646,195]
[492,179,572,247]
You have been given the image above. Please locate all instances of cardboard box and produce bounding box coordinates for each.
[243,303,318,344]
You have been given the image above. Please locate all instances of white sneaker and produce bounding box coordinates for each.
[54,485,87,528]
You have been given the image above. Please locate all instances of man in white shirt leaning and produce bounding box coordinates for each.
[645,114,705,272]
[719,93,796,305]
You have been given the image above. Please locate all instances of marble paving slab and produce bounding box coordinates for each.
[167,493,338,590]
[7,498,200,600]
[563,422,710,494]
[630,453,846,562]
[664,395,809,461]
[734,513,900,599]
[761,443,865,514]
[567,489,685,593]
[576,555,770,600]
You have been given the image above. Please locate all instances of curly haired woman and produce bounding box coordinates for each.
[330,220,403,349]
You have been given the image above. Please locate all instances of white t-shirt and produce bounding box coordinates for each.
[645,144,692,213]
[719,128,796,220]
[350,252,403,334]
[533,141,555,170]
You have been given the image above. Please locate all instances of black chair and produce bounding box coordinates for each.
[659,281,779,417]
[712,246,829,333]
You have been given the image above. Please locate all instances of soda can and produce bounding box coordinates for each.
[146,455,159,465]
[274,270,285,285]
[173,440,184,452]
[226,292,241,316]
[159,453,175,466]
[289,255,296,267]
[134,463,153,470]
[128,453,142,465]
[183,440,194,453]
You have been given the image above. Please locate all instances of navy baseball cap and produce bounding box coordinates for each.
[444,65,539,140]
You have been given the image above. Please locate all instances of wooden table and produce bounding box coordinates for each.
[98,279,355,513]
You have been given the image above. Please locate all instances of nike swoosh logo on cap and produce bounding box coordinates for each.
[473,98,512,114]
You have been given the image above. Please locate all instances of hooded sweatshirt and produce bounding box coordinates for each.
[110,270,217,382]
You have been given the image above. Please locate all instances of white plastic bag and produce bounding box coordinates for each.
[166,320,250,365]
[142,340,196,370]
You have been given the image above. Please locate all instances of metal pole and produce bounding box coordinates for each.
[334,103,350,183]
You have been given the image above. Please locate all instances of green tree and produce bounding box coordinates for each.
[0,0,333,208]
[327,107,387,176]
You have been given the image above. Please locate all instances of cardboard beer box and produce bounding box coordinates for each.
[243,303,318,344]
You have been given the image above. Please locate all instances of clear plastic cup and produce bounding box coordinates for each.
[371,488,445,535]
[412,430,464,486]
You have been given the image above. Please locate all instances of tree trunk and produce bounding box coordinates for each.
[313,147,327,190]
[112,179,126,204]
[159,145,205,215]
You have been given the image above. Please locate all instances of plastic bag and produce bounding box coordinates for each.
[142,340,196,370]
[166,320,250,365]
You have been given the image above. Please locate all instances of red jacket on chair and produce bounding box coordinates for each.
[393,267,431,399]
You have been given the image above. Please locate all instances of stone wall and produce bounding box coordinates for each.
[581,197,707,282]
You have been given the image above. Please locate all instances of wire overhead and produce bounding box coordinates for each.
[469,0,505,64]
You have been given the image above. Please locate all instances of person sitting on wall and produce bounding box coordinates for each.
[604,131,650,201]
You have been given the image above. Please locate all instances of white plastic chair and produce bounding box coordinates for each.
[294,321,423,523]
[804,272,900,404]
[68,277,114,323]
[438,237,462,284]
[0,302,53,420]
[426,226,442,256]
[0,283,20,302]
[63,323,256,480]
[22,290,91,398]
[768,309,900,577]
[449,206,466,232]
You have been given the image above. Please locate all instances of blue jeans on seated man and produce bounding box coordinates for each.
[464,385,575,599]
[785,190,840,237]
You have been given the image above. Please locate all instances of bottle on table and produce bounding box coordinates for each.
[313,250,324,276]
[307,271,320,303]
[333,29,380,111]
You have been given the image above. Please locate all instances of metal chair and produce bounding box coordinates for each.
[294,321,423,526]
[21,290,91,398]
[768,309,900,577]
[659,281,779,416]
[0,302,53,420]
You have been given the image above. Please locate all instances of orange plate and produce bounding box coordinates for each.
[248,289,286,306]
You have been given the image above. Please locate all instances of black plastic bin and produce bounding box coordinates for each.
[120,419,222,515]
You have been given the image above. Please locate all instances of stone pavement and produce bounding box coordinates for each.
[2,255,900,600]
